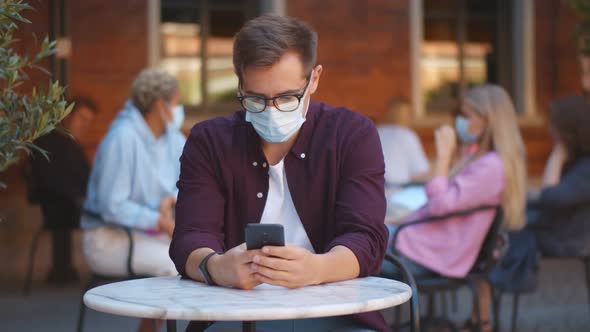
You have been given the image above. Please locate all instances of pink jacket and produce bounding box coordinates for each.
[395,152,505,278]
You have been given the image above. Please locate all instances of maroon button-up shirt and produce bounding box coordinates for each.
[170,102,389,331]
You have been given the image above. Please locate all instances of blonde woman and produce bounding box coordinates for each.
[381,84,526,331]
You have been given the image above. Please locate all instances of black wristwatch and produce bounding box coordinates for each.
[199,252,218,286]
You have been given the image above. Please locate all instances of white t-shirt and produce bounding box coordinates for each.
[377,124,429,185]
[259,159,315,253]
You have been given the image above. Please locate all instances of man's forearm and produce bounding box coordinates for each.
[185,248,216,283]
[315,245,360,284]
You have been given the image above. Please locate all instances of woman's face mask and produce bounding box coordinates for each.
[455,116,479,144]
[161,103,185,131]
[455,103,485,144]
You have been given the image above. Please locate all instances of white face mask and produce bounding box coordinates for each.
[162,104,185,131]
[245,97,308,143]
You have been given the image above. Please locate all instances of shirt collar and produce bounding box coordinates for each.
[289,102,318,160]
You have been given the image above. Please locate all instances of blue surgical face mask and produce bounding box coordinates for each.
[455,116,479,144]
[245,97,308,143]
[245,70,313,143]
[162,104,185,132]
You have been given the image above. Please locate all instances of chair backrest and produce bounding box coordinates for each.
[472,207,505,274]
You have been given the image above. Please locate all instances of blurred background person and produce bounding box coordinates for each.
[528,96,590,256]
[28,97,97,284]
[377,98,430,187]
[80,68,185,332]
[378,99,430,224]
[381,85,527,332]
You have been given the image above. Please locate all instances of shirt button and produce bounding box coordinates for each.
[300,153,306,159]
[257,192,263,198]
[262,162,267,168]
[252,162,258,167]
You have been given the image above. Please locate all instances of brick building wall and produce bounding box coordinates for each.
[288,0,412,119]
[289,0,583,176]
[69,0,149,160]
[1,0,583,184]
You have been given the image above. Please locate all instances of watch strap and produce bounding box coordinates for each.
[199,251,218,286]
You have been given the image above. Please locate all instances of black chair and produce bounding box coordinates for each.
[75,211,149,332]
[385,205,504,332]
[22,162,80,294]
[504,254,590,332]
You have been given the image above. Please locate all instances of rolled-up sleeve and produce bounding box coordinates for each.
[169,128,226,277]
[326,120,388,277]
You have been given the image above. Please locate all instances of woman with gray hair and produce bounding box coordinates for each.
[81,68,185,284]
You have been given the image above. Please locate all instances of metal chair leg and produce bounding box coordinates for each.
[441,291,448,318]
[385,253,421,332]
[23,228,44,295]
[427,294,435,320]
[492,289,502,332]
[466,279,482,332]
[510,293,519,332]
[76,295,87,332]
[452,289,459,313]
[584,256,590,316]
[76,275,99,332]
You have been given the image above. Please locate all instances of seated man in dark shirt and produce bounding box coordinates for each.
[169,15,389,332]
[30,96,96,282]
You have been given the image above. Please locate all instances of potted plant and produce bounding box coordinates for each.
[568,0,590,93]
[0,0,73,188]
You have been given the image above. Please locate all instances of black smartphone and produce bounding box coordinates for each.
[245,223,285,250]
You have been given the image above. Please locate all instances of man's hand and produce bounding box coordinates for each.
[209,243,264,290]
[250,244,321,289]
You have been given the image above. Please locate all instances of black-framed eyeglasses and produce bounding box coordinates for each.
[236,72,313,113]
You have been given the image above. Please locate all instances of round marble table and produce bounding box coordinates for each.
[83,276,412,332]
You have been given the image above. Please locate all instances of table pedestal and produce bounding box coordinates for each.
[242,321,255,332]
[165,320,255,332]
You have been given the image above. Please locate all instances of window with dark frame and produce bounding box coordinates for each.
[421,0,514,114]
[160,0,263,113]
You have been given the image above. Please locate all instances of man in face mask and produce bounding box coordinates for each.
[170,15,389,332]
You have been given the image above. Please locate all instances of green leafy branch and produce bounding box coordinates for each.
[0,0,74,188]
[568,0,590,55]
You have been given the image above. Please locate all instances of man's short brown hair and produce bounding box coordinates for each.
[233,14,318,81]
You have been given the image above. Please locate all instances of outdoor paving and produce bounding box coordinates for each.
[1,190,589,331]
[0,258,588,332]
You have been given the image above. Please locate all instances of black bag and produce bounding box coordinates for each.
[489,229,540,293]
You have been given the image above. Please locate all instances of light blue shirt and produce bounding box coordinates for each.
[81,101,186,230]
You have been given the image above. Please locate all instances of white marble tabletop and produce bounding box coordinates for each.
[84,276,411,322]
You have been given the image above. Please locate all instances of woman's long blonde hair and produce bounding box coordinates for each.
[460,84,527,230]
